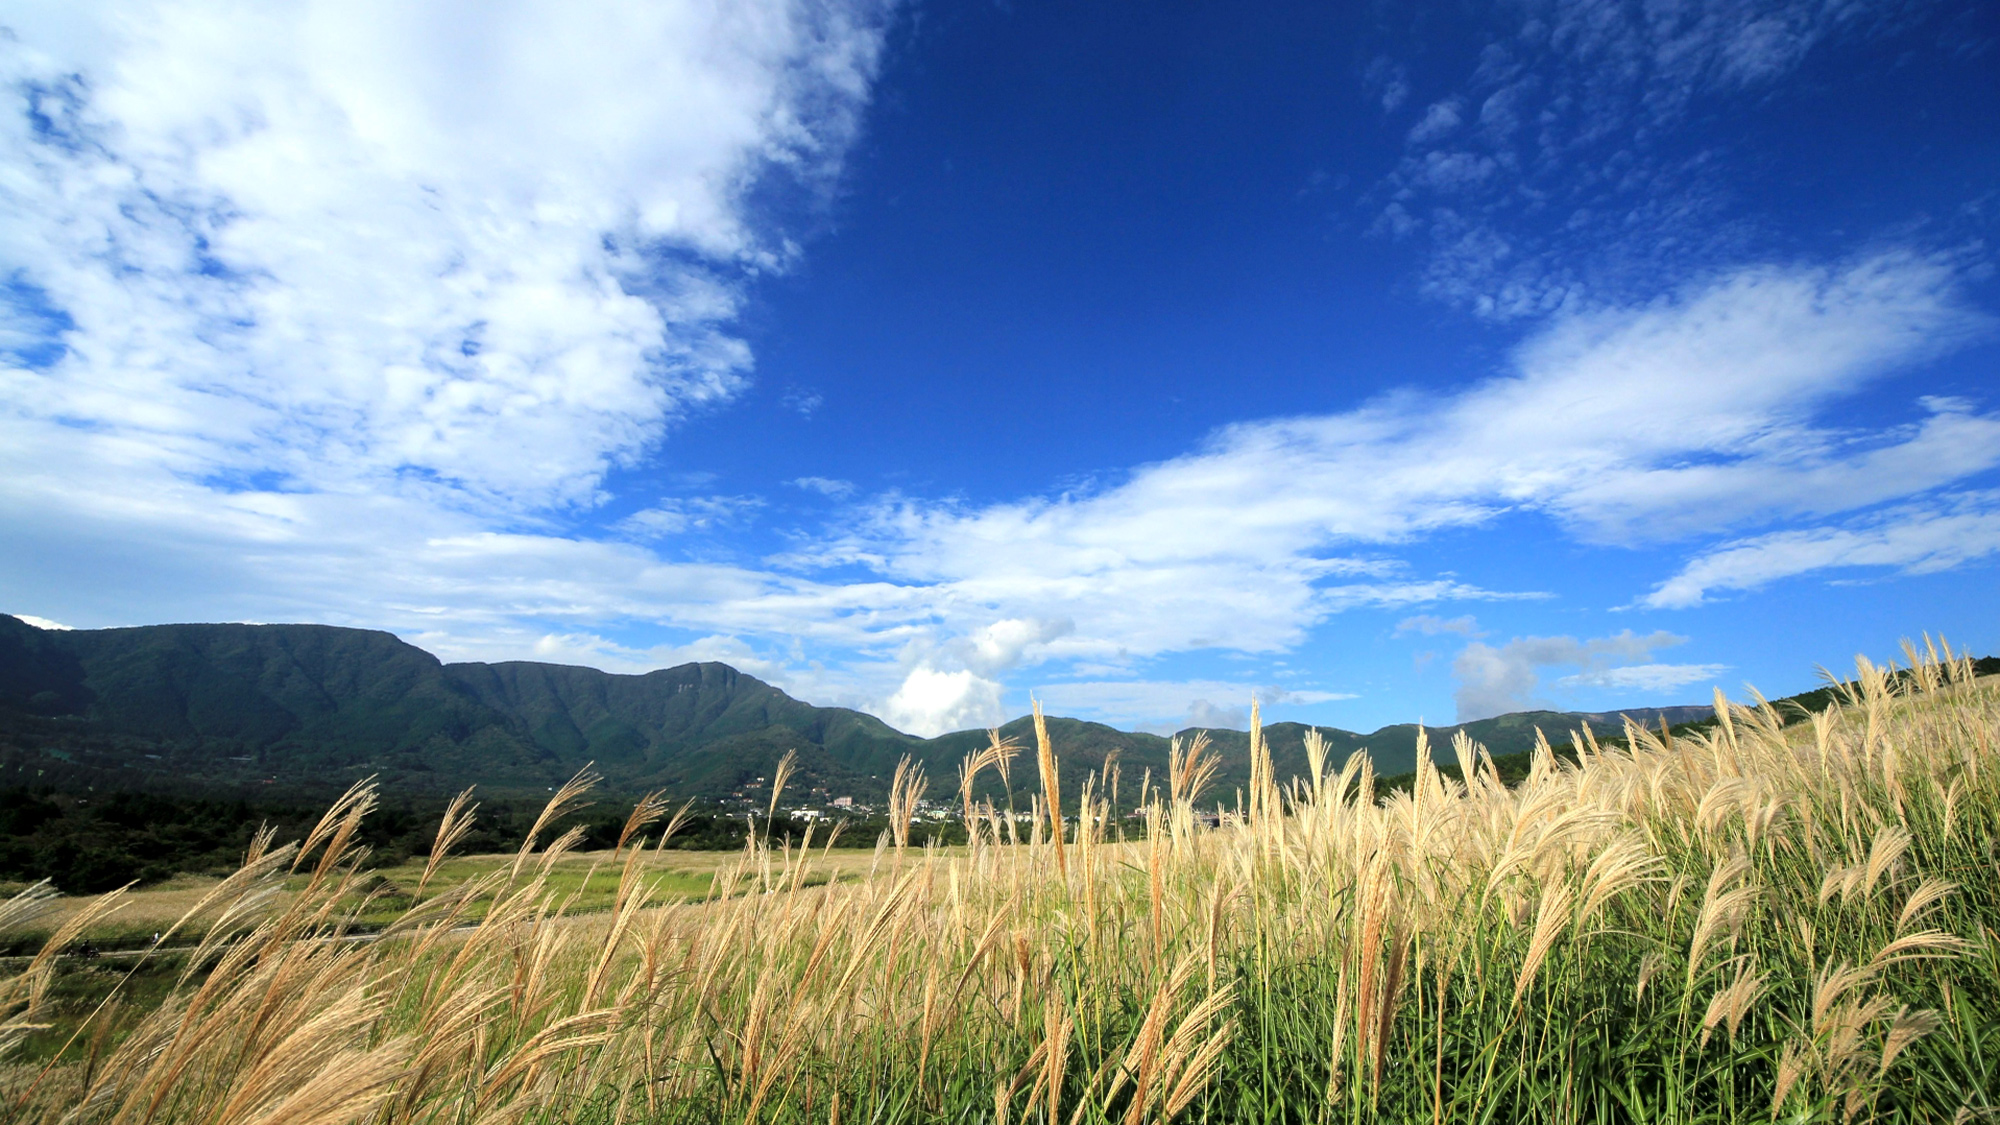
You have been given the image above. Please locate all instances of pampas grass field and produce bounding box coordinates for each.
[3,638,1997,1123]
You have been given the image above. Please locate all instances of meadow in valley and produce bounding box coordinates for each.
[1,638,1996,1124]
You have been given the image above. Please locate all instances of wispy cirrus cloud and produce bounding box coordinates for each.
[1395,614,1481,637]
[812,255,1982,604]
[1644,490,2000,608]
[1369,0,1942,318]
[766,253,1990,732]
[616,495,766,540]
[1553,662,1730,694]
[780,386,827,417]
[790,476,857,498]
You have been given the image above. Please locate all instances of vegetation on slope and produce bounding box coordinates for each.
[1,614,1733,807]
[6,610,1960,893]
[0,614,921,799]
[0,786,863,896]
[2,637,1996,1122]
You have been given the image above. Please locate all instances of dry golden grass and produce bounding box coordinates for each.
[1,637,1996,1124]
[13,876,230,948]
[10,843,941,956]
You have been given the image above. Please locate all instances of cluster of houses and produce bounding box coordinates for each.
[721,776,881,821]
[717,769,1237,832]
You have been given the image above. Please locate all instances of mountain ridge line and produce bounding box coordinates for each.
[0,614,1751,801]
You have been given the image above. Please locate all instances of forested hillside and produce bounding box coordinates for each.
[2,613,1726,805]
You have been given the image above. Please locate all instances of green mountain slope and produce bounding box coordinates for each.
[0,615,1715,803]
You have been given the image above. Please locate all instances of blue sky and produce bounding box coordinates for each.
[2,0,1997,736]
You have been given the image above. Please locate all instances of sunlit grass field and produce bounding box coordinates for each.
[3,638,1997,1123]
[2,848,850,953]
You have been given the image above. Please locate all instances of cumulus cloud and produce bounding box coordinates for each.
[22,249,1989,718]
[1407,100,1463,144]
[11,614,73,631]
[1452,629,1719,721]
[1173,701,1246,732]
[0,0,889,515]
[882,666,1003,737]
[0,0,906,703]
[863,618,1078,736]
[960,617,1074,675]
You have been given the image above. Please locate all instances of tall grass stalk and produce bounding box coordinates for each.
[3,642,1998,1123]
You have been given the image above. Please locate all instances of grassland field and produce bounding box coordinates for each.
[1,848,845,954]
[3,640,1997,1124]
[1,845,950,1067]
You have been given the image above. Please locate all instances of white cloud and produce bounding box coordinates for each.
[1453,629,1704,721]
[615,495,764,539]
[780,386,826,416]
[2,232,1988,733]
[797,255,1988,679]
[0,0,889,515]
[856,617,1077,735]
[1524,0,1855,103]
[802,494,1524,665]
[883,666,1003,737]
[790,476,857,498]
[416,626,793,682]
[1033,679,1356,734]
[3,5,1983,742]
[1554,662,1729,693]
[1409,150,1497,193]
[11,614,74,631]
[1372,0,1918,318]
[961,617,1074,675]
[1407,100,1463,144]
[0,11,1985,732]
[0,0,908,700]
[1395,614,1480,636]
[1644,492,2000,608]
[1177,701,1251,734]
[1366,57,1410,112]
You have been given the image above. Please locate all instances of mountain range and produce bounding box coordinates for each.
[0,614,1720,804]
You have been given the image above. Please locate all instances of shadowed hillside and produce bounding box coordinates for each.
[1,614,1723,803]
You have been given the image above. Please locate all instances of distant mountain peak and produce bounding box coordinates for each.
[0,614,1735,802]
